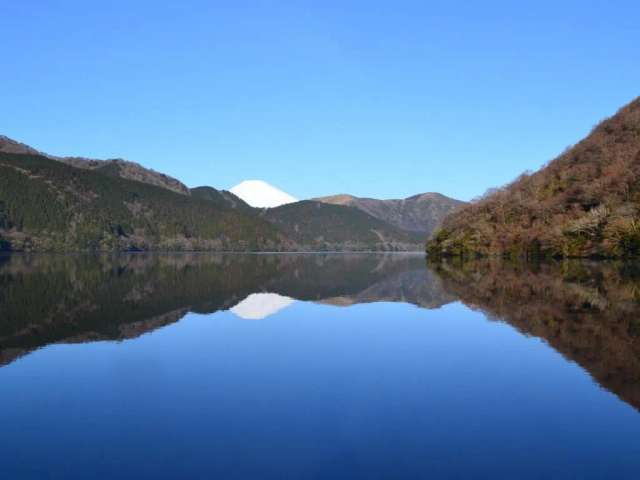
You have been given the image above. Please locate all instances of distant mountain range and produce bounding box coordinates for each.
[262,200,422,250]
[315,192,464,235]
[0,135,463,252]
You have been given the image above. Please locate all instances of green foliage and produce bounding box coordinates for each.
[0,164,70,233]
[0,152,421,252]
[0,152,285,251]
[190,186,255,213]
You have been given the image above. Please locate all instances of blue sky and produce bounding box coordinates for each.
[2,1,639,201]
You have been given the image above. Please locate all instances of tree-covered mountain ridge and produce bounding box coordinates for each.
[427,96,640,258]
[0,135,190,195]
[0,137,431,251]
[0,151,290,251]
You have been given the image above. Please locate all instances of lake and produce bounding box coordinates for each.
[1,253,639,479]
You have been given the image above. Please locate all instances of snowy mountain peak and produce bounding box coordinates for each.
[230,180,297,208]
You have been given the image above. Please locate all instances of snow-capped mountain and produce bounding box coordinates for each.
[230,180,297,208]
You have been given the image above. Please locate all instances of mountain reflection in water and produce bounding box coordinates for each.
[430,258,640,411]
[1,253,640,414]
[3,253,640,479]
[0,253,451,367]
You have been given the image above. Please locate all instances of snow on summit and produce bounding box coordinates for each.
[230,180,297,208]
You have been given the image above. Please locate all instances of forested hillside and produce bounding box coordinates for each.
[1,135,433,252]
[190,186,255,211]
[0,152,288,251]
[0,134,190,195]
[264,200,422,251]
[0,151,424,252]
[427,96,640,258]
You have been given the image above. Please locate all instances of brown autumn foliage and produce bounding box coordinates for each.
[428,96,640,258]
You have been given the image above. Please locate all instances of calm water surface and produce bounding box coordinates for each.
[1,253,639,479]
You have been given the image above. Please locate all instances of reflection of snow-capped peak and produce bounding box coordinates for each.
[230,293,295,320]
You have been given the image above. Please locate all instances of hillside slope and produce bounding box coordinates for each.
[427,96,640,258]
[0,152,288,252]
[0,135,189,195]
[1,135,436,252]
[263,200,423,251]
[315,192,463,236]
[190,186,254,212]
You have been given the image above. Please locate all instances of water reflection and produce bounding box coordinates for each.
[2,253,640,414]
[0,253,452,366]
[3,253,640,478]
[231,293,296,320]
[430,258,640,411]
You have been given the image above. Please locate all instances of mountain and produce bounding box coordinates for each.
[190,186,254,212]
[315,192,464,236]
[0,147,420,251]
[62,157,190,195]
[193,185,420,250]
[263,200,423,251]
[0,151,288,251]
[0,135,41,155]
[230,180,297,208]
[427,96,640,258]
[0,135,189,195]
[0,135,434,252]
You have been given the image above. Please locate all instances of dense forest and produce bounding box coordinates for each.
[0,151,427,252]
[0,147,427,252]
[0,152,288,251]
[427,96,640,258]
[264,200,423,251]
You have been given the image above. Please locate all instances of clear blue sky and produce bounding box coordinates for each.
[2,1,639,201]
